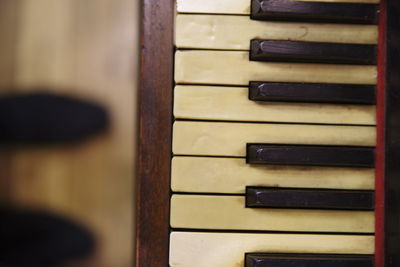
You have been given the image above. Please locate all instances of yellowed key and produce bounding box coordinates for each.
[173,121,376,157]
[174,85,376,125]
[176,15,378,50]
[171,195,374,233]
[177,0,380,14]
[170,232,375,267]
[171,157,375,193]
[175,51,377,86]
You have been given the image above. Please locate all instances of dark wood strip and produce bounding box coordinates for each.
[251,0,378,24]
[385,0,400,266]
[374,0,386,265]
[246,187,374,210]
[136,0,173,266]
[250,40,377,65]
[0,0,20,202]
[246,144,375,168]
[0,0,19,89]
[246,253,374,267]
[249,82,376,104]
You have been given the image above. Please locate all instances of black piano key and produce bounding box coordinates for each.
[246,144,375,168]
[249,82,376,104]
[246,253,374,267]
[251,0,378,24]
[250,40,377,65]
[246,187,374,210]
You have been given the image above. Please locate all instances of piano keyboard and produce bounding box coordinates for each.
[170,0,379,266]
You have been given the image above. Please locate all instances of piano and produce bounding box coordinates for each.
[137,0,400,266]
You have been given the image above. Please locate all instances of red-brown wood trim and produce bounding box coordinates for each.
[375,0,386,266]
[136,0,174,266]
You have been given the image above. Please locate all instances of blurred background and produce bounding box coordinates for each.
[0,0,138,266]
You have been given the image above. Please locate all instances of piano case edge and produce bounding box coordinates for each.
[136,0,174,267]
[378,0,400,266]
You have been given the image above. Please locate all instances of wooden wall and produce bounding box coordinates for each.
[0,0,137,266]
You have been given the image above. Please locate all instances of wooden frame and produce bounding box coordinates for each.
[375,0,386,265]
[377,0,400,266]
[136,0,400,266]
[136,0,174,266]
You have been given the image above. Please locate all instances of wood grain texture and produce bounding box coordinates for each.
[0,0,19,89]
[375,0,386,266]
[0,0,20,202]
[0,0,137,266]
[136,0,173,266]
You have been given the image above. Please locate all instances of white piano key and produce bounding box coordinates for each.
[172,121,376,157]
[174,85,376,125]
[175,51,377,86]
[170,232,374,267]
[176,15,378,50]
[177,0,380,14]
[171,157,375,193]
[170,195,374,233]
